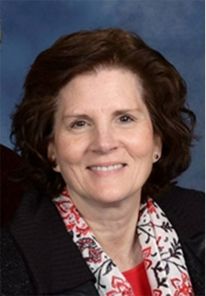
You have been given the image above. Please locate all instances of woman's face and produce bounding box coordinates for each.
[48,68,161,204]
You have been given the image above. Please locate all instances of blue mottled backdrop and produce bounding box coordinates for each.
[1,0,204,191]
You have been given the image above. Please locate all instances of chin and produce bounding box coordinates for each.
[90,189,133,205]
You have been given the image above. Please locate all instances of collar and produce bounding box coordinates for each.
[154,185,204,240]
[54,190,193,296]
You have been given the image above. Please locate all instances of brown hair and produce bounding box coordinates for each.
[11,28,196,198]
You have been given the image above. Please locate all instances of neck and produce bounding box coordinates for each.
[68,190,143,271]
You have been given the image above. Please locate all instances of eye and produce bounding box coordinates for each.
[118,114,135,123]
[70,120,88,129]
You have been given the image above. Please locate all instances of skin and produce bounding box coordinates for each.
[48,67,162,270]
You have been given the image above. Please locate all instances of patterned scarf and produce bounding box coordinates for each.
[53,191,194,296]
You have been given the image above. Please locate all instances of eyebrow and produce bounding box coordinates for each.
[63,108,142,120]
[63,114,92,121]
[113,108,142,116]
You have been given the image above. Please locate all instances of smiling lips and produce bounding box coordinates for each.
[87,163,127,173]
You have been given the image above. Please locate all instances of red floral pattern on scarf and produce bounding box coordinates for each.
[53,191,194,296]
[106,276,133,296]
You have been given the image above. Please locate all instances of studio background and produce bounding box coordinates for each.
[1,0,204,191]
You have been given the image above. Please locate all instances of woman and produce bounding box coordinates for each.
[2,28,204,295]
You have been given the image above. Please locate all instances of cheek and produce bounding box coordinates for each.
[55,137,87,166]
[125,130,155,157]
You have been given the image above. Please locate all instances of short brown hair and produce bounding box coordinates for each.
[11,28,196,198]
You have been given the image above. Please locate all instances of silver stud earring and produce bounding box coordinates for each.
[154,153,160,162]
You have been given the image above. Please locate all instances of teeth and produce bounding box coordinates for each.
[90,164,124,172]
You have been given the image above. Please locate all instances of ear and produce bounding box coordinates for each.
[47,141,60,172]
[153,135,162,163]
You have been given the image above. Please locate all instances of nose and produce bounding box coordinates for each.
[90,126,118,154]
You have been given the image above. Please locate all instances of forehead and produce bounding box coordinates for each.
[56,67,145,114]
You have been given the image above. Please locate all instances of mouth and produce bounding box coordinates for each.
[87,163,127,172]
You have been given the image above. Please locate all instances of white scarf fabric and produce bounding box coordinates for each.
[53,191,194,296]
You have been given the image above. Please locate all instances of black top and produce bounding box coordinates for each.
[1,186,205,295]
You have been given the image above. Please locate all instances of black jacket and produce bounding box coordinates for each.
[1,186,205,295]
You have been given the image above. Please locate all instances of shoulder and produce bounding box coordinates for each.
[155,185,205,295]
[1,227,35,295]
[154,185,204,239]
